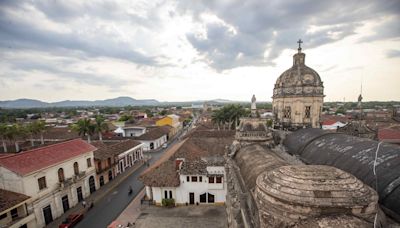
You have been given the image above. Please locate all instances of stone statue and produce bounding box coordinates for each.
[251,95,256,110]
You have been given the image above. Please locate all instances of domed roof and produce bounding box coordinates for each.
[273,48,324,98]
[255,165,377,227]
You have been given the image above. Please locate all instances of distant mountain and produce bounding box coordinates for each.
[0,97,160,108]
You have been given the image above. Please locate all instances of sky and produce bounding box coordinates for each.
[0,0,399,102]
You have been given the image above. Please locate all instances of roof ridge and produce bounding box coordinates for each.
[0,138,83,160]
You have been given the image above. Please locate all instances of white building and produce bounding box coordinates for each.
[0,189,36,228]
[141,158,226,206]
[136,127,168,151]
[0,139,97,228]
[321,120,346,130]
[114,126,146,137]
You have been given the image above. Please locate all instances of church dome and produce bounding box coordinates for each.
[273,45,324,98]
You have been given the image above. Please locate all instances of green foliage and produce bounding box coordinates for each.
[159,110,168,116]
[211,104,248,130]
[144,109,154,118]
[118,115,133,122]
[71,118,95,143]
[266,119,273,128]
[162,198,175,207]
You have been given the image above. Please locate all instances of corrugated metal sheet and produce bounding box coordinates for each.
[283,128,400,220]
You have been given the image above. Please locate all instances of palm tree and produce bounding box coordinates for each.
[5,124,25,152]
[26,122,39,147]
[35,120,46,145]
[94,115,108,141]
[0,124,8,152]
[72,118,95,143]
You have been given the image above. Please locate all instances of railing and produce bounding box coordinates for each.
[73,171,86,181]
[58,177,74,189]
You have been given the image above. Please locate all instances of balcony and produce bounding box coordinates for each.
[74,171,86,181]
[58,177,74,189]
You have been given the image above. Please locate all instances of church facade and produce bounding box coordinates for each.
[272,40,324,129]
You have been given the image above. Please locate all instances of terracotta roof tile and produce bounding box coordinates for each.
[0,139,96,176]
[139,160,180,187]
[378,128,400,140]
[136,127,169,140]
[0,189,30,212]
[94,140,142,160]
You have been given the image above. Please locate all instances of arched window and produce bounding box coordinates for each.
[58,168,65,182]
[73,162,79,175]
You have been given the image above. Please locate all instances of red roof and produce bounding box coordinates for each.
[378,128,400,140]
[0,139,96,176]
[322,120,339,126]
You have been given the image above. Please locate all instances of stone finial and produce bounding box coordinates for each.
[297,39,303,53]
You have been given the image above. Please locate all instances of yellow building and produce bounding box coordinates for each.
[156,114,182,137]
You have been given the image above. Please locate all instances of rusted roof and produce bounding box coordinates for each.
[94,140,142,160]
[0,189,30,212]
[0,139,96,176]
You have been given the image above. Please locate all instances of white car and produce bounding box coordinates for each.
[162,143,168,148]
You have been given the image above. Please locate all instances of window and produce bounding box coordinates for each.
[191,176,197,182]
[284,106,291,118]
[87,158,92,168]
[305,106,311,118]
[216,176,222,183]
[74,162,79,175]
[0,213,7,220]
[199,176,202,182]
[11,208,18,220]
[209,177,215,183]
[58,168,65,183]
[169,191,172,199]
[107,158,112,167]
[186,176,190,182]
[164,190,168,199]
[38,176,47,190]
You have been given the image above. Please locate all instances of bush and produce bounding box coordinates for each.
[162,198,175,207]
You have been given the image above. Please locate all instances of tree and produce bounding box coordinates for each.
[5,124,25,152]
[72,118,95,143]
[94,115,108,141]
[0,124,8,152]
[35,120,46,145]
[26,122,39,147]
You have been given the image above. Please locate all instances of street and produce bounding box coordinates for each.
[75,134,184,228]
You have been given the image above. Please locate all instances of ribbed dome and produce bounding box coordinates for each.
[255,165,378,227]
[273,51,324,98]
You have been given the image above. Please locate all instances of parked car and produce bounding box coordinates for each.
[59,213,84,228]
[162,143,168,148]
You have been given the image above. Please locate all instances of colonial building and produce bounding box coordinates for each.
[0,189,35,228]
[93,140,144,187]
[272,40,324,129]
[156,114,182,136]
[140,130,234,206]
[136,126,169,151]
[0,139,97,227]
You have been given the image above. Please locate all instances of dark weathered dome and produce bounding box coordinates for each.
[273,51,324,98]
[283,128,400,222]
[255,165,378,227]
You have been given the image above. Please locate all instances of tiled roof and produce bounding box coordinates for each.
[322,120,339,126]
[135,126,169,140]
[378,128,400,140]
[0,139,96,176]
[0,189,30,212]
[140,128,233,187]
[139,160,180,187]
[94,140,142,160]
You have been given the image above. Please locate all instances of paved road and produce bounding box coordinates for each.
[75,136,183,228]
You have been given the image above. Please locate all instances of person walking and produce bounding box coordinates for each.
[82,200,87,208]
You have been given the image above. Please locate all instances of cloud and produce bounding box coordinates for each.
[178,0,400,70]
[386,49,400,58]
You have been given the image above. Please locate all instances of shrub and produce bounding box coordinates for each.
[162,198,175,207]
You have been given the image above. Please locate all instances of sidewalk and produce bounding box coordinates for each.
[47,159,147,228]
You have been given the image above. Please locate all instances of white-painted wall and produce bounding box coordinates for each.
[0,152,96,228]
[139,135,167,151]
[149,166,226,206]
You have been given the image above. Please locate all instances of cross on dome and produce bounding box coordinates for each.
[297,39,303,52]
